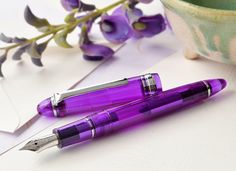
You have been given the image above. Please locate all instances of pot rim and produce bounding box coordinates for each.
[161,0,236,17]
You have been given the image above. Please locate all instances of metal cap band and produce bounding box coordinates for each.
[141,74,158,95]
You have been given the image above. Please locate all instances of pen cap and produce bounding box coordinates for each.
[38,73,162,117]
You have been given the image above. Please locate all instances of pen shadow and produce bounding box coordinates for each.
[39,90,233,163]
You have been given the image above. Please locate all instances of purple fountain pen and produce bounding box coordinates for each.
[38,73,162,117]
[21,79,226,152]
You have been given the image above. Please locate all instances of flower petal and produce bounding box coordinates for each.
[80,1,96,12]
[61,0,95,12]
[132,14,166,37]
[112,6,143,39]
[112,6,143,24]
[61,0,80,11]
[112,6,126,17]
[0,53,7,77]
[80,43,114,61]
[137,0,153,4]
[100,15,133,44]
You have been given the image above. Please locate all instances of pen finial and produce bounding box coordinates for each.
[205,79,227,96]
[20,134,59,153]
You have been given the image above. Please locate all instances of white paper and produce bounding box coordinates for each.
[0,88,19,132]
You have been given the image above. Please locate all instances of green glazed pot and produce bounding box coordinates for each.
[161,0,236,65]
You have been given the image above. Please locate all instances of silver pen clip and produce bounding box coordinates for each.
[51,78,129,106]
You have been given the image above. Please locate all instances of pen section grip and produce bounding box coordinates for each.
[54,118,94,148]
[54,111,117,148]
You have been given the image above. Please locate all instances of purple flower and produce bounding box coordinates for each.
[132,14,166,37]
[112,6,143,38]
[79,25,114,61]
[112,6,166,38]
[61,0,95,12]
[81,43,114,61]
[113,6,143,24]
[61,0,80,11]
[99,15,133,44]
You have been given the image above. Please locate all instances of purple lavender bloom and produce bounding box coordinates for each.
[132,14,166,37]
[99,15,133,44]
[80,43,114,61]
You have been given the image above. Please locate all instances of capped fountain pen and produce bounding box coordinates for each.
[21,79,226,152]
[38,73,162,117]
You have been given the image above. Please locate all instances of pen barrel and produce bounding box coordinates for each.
[54,81,209,148]
[38,73,162,117]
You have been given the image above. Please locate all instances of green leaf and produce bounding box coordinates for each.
[80,2,96,12]
[64,9,78,23]
[0,64,4,77]
[24,6,50,30]
[27,42,41,58]
[12,37,28,43]
[12,45,29,61]
[54,29,73,48]
[26,42,43,67]
[37,26,51,33]
[36,41,48,55]
[0,53,7,77]
[0,33,13,43]
[31,57,43,67]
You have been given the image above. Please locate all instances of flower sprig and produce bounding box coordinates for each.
[0,0,166,77]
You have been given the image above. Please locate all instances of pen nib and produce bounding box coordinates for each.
[20,134,59,153]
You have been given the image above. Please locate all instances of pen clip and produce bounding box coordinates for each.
[51,78,129,106]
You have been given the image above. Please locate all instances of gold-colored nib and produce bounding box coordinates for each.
[20,134,59,153]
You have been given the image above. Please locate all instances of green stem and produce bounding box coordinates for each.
[0,0,127,51]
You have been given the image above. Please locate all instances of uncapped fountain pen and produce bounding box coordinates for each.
[38,73,162,117]
[21,79,226,152]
